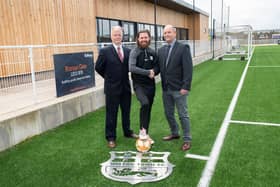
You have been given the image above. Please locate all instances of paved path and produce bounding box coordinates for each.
[0,75,104,121]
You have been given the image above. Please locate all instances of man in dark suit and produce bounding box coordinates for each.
[158,25,193,151]
[95,26,137,148]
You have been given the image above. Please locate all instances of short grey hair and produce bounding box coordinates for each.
[111,25,123,33]
[164,25,176,32]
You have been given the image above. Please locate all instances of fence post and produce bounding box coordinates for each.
[28,47,37,103]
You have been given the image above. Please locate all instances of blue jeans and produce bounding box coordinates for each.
[162,90,191,142]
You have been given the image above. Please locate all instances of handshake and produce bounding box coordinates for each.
[148,69,155,79]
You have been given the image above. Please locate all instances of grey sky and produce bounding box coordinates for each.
[184,0,280,30]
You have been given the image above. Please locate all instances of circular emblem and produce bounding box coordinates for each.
[101,151,175,184]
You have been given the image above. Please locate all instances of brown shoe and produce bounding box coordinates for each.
[108,141,116,148]
[181,142,191,151]
[162,135,180,141]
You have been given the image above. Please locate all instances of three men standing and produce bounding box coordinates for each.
[96,24,193,151]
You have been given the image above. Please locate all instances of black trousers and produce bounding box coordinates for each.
[134,85,155,134]
[105,91,132,141]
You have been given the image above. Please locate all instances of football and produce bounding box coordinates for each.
[136,138,151,153]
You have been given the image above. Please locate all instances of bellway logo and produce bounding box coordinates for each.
[100,151,175,184]
[84,53,93,58]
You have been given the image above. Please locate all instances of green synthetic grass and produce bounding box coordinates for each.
[250,45,280,66]
[211,124,280,187]
[232,67,280,123]
[233,45,280,123]
[1,44,279,187]
[0,60,245,187]
[186,60,245,155]
[211,45,280,187]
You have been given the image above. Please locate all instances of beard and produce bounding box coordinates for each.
[138,41,150,48]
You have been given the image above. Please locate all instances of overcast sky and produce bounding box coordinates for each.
[184,0,280,30]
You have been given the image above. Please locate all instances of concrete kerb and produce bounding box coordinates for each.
[0,86,105,152]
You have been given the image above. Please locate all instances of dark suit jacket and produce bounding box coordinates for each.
[158,41,193,91]
[95,44,131,95]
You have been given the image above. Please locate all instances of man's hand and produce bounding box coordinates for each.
[149,69,155,79]
[180,89,188,95]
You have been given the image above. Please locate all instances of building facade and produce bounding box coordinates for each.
[0,0,209,45]
[0,0,209,78]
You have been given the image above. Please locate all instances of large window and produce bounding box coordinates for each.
[96,18,120,42]
[96,17,188,43]
[138,23,144,31]
[150,25,155,40]
[157,25,164,41]
[137,23,158,41]
[176,28,189,40]
[122,22,135,42]
[144,24,154,40]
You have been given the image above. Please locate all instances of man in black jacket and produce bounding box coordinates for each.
[95,26,137,148]
[158,25,193,151]
[129,30,159,144]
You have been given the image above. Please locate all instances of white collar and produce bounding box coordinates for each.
[113,43,122,50]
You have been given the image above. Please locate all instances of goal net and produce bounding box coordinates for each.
[222,25,253,61]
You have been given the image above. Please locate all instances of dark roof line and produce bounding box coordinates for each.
[145,0,209,17]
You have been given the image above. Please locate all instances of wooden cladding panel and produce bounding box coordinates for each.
[199,14,209,40]
[0,46,99,78]
[0,0,97,45]
[96,0,187,28]
[0,0,206,45]
[0,0,98,77]
[0,49,29,77]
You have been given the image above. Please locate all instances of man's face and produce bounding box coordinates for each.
[111,29,123,45]
[138,32,150,48]
[163,27,176,43]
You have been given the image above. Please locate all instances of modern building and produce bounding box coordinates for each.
[0,0,209,46]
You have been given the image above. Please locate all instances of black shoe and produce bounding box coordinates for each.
[125,133,139,139]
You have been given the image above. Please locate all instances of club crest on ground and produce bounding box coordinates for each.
[100,151,175,184]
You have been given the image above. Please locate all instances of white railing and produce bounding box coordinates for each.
[253,39,280,45]
[0,43,103,115]
[0,40,225,115]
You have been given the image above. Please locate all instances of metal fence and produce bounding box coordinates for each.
[0,40,225,116]
[253,39,280,45]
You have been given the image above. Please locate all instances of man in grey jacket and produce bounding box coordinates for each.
[129,30,159,144]
[158,25,193,151]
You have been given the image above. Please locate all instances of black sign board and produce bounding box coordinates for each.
[53,51,95,97]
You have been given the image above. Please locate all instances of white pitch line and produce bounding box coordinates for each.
[249,65,280,68]
[197,48,255,187]
[230,120,280,127]
[185,154,209,161]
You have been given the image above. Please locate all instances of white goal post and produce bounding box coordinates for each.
[224,25,253,60]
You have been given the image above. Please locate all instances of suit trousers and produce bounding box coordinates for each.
[134,85,155,134]
[162,90,192,142]
[105,91,132,141]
